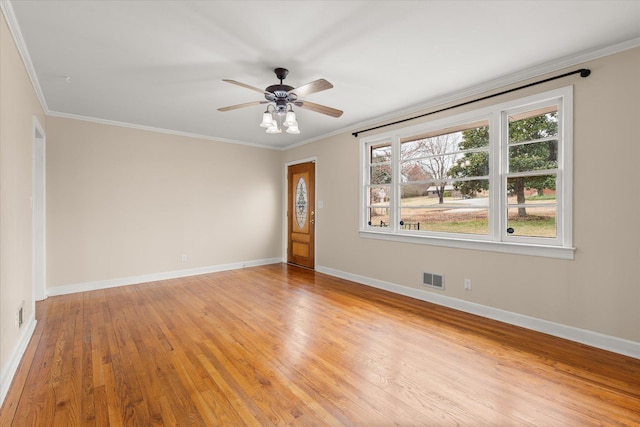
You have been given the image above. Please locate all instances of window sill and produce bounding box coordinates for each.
[359,229,575,260]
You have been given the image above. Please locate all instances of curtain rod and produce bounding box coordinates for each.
[351,68,591,138]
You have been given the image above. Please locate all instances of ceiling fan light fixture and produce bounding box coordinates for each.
[283,110,297,127]
[259,111,274,128]
[265,122,281,134]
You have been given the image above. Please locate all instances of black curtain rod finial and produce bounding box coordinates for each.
[580,68,591,78]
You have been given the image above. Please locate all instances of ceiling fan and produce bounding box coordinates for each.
[218,67,343,134]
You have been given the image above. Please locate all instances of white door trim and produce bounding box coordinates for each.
[32,116,46,301]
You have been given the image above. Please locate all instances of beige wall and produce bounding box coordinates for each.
[46,117,283,288]
[284,47,640,343]
[0,10,46,385]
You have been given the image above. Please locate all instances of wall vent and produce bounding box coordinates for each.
[423,272,444,290]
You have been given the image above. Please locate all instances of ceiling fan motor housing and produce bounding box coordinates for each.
[266,68,298,114]
[265,84,294,97]
[264,87,297,114]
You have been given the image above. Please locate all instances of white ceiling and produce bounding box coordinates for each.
[5,1,640,149]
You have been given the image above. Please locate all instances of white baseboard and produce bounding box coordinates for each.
[0,313,37,408]
[316,265,640,360]
[47,257,283,297]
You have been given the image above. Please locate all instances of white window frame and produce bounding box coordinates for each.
[359,86,574,260]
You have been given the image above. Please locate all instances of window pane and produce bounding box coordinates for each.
[509,140,558,173]
[369,186,390,206]
[506,174,556,238]
[370,143,391,163]
[507,175,556,206]
[400,180,489,235]
[400,207,489,235]
[368,208,390,227]
[401,180,489,204]
[507,207,556,238]
[370,164,392,184]
[401,124,490,195]
[401,123,489,153]
[508,107,558,144]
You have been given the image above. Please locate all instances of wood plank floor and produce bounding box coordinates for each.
[1,263,639,426]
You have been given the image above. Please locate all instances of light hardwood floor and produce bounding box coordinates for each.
[1,264,639,426]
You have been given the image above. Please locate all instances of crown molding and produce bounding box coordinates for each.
[47,111,284,151]
[0,0,49,112]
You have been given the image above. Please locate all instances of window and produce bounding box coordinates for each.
[367,142,392,228]
[360,87,573,259]
[399,120,490,235]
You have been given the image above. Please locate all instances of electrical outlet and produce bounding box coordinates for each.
[181,254,188,263]
[464,278,472,290]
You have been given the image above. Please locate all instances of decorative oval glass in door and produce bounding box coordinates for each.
[295,177,308,229]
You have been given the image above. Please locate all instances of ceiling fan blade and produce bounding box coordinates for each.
[222,79,268,95]
[295,100,343,118]
[217,100,267,112]
[289,79,333,97]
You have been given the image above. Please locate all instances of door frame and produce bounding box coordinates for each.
[283,157,318,268]
[32,116,46,301]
